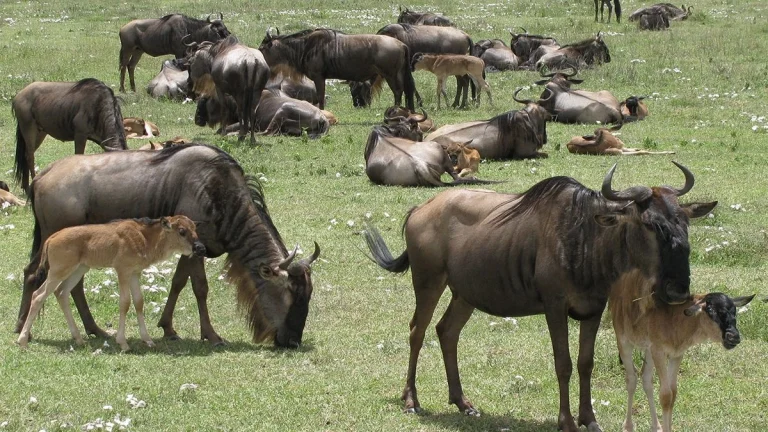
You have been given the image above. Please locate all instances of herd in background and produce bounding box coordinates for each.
[5,3,757,432]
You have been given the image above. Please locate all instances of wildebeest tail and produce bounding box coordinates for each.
[370,76,384,100]
[402,47,417,111]
[13,116,29,190]
[362,225,410,273]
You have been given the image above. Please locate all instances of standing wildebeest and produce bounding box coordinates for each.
[15,144,320,348]
[363,162,717,432]
[509,29,559,67]
[536,33,611,72]
[186,35,270,142]
[425,89,550,159]
[377,23,474,108]
[595,0,622,23]
[12,78,127,192]
[146,59,190,100]
[17,216,205,352]
[396,6,455,27]
[411,53,493,108]
[629,3,691,22]
[259,28,416,111]
[533,70,623,124]
[471,39,520,72]
[119,13,230,92]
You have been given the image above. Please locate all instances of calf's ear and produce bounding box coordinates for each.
[682,201,718,219]
[732,294,755,308]
[161,217,171,229]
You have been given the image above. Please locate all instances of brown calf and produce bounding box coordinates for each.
[610,271,754,432]
[0,181,26,206]
[412,53,493,108]
[567,127,674,155]
[123,117,160,138]
[138,136,192,151]
[442,140,481,177]
[17,216,206,351]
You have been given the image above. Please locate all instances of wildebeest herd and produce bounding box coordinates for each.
[4,3,758,432]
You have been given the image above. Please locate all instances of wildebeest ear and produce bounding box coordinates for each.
[258,264,279,280]
[462,139,474,146]
[569,78,584,84]
[732,294,756,308]
[594,214,619,227]
[161,217,171,229]
[534,79,548,86]
[681,201,718,219]
[684,302,702,316]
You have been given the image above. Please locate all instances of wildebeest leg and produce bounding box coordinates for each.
[127,271,154,348]
[544,306,579,432]
[664,355,683,432]
[436,77,444,109]
[605,0,614,22]
[576,316,603,432]
[158,257,190,340]
[16,119,45,191]
[116,271,133,351]
[452,76,469,108]
[17,276,61,348]
[617,338,637,432]
[125,49,143,93]
[414,88,424,107]
[640,349,662,432]
[74,135,87,155]
[314,78,326,110]
[402,272,447,413]
[435,295,477,415]
[653,350,676,432]
[71,279,109,337]
[16,256,41,333]
[594,0,599,21]
[55,266,90,347]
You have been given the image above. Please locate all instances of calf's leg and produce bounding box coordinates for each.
[55,265,90,346]
[617,338,638,432]
[17,277,60,348]
[640,349,662,432]
[128,271,153,347]
[116,271,133,351]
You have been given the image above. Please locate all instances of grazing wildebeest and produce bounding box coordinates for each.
[595,0,622,23]
[146,59,190,100]
[364,120,489,187]
[533,70,623,124]
[267,73,319,104]
[566,125,674,155]
[259,28,416,111]
[349,81,374,108]
[397,6,455,27]
[611,280,753,432]
[17,216,206,352]
[15,144,320,348]
[536,33,611,72]
[119,13,230,92]
[638,10,670,30]
[471,39,520,71]
[363,161,717,432]
[509,29,559,66]
[12,78,127,192]
[620,96,649,121]
[411,53,493,108]
[629,3,691,22]
[376,23,474,108]
[185,35,270,142]
[384,106,434,133]
[0,181,26,206]
[425,89,550,160]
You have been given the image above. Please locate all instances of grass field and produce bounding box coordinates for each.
[1,0,767,430]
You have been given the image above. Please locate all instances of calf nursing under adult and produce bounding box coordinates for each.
[610,276,753,432]
[17,216,206,351]
[412,53,492,108]
[363,162,716,432]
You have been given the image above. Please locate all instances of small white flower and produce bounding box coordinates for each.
[180,383,198,391]
[346,220,355,227]
[515,375,524,380]
[92,348,103,355]
[335,172,341,178]
[376,343,384,350]
[364,212,372,219]
[383,212,390,218]
[28,396,38,405]
[0,421,8,428]
[753,125,759,131]
[103,405,113,411]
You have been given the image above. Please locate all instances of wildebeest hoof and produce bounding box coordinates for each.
[586,421,603,432]
[463,407,480,417]
[403,406,422,414]
[74,337,86,346]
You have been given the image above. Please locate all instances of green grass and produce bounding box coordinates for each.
[1,0,767,431]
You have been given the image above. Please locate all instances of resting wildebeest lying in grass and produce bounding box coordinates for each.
[259,28,416,111]
[146,59,190,100]
[362,162,716,432]
[472,39,520,71]
[611,283,752,432]
[566,125,674,155]
[535,33,611,72]
[16,144,320,348]
[0,180,25,206]
[186,35,270,142]
[509,29,559,67]
[397,6,455,26]
[629,3,692,22]
[637,9,670,30]
[12,78,127,192]
[17,216,205,352]
[532,70,623,124]
[267,72,319,104]
[412,53,492,108]
[425,89,550,159]
[119,13,230,92]
[384,106,434,133]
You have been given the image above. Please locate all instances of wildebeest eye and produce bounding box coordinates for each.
[179,228,186,236]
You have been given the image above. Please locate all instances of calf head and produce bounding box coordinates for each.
[684,293,755,349]
[0,180,10,192]
[443,140,480,176]
[161,215,206,257]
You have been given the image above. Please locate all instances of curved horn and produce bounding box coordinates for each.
[219,12,223,20]
[415,108,428,122]
[539,70,557,78]
[278,244,299,270]
[384,115,408,123]
[601,164,653,202]
[276,27,281,36]
[299,242,321,266]
[513,87,532,105]
[538,87,554,102]
[206,13,213,22]
[182,34,193,46]
[562,67,578,78]
[521,27,528,33]
[671,161,695,196]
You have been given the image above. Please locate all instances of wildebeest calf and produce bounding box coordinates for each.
[412,53,492,108]
[0,180,25,206]
[17,216,206,351]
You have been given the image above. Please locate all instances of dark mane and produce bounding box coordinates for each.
[561,37,597,50]
[207,34,240,57]
[70,78,108,93]
[491,176,598,225]
[515,33,556,40]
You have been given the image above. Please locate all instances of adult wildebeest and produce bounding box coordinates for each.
[363,162,717,432]
[119,13,230,92]
[186,35,270,142]
[536,33,611,72]
[595,0,622,23]
[509,29,559,66]
[397,6,455,27]
[471,39,520,71]
[532,70,623,124]
[377,23,474,108]
[15,144,320,348]
[12,78,127,192]
[17,216,205,352]
[638,10,670,30]
[259,28,416,111]
[146,59,190,100]
[425,89,550,159]
[267,73,319,104]
[629,3,691,22]
[384,106,434,133]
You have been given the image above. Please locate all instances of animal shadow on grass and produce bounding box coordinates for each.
[384,397,559,432]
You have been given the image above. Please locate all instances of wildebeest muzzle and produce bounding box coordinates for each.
[192,241,206,257]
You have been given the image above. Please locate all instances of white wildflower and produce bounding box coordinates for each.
[346,220,355,227]
[103,405,113,411]
[179,383,198,391]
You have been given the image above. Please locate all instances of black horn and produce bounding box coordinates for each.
[513,87,532,105]
[219,12,223,20]
[601,164,653,202]
[278,244,299,270]
[671,161,695,196]
[414,108,429,122]
[299,242,321,266]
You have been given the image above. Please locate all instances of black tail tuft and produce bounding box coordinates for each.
[362,225,410,273]
[14,121,29,191]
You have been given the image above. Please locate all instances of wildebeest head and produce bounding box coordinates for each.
[269,243,320,348]
[349,81,373,108]
[201,13,230,40]
[583,32,611,64]
[397,6,417,23]
[509,28,558,60]
[683,293,755,349]
[383,109,428,141]
[598,162,718,304]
